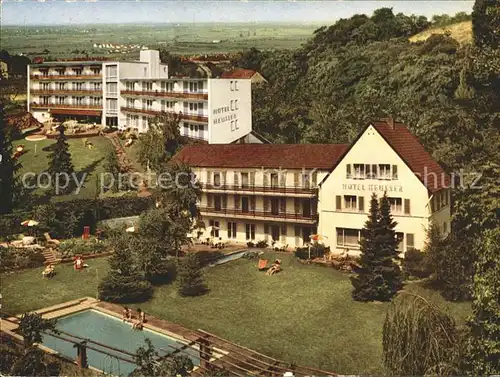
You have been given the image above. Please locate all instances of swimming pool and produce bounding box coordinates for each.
[209,249,260,266]
[41,309,199,376]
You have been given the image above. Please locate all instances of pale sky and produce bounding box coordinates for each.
[1,1,474,26]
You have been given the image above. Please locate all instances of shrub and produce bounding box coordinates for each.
[98,275,153,303]
[402,249,431,279]
[255,240,268,248]
[58,238,107,259]
[294,242,327,260]
[246,241,255,248]
[177,253,207,297]
[0,247,45,272]
[294,247,309,260]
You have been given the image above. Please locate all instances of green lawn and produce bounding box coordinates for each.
[14,136,113,201]
[0,253,471,374]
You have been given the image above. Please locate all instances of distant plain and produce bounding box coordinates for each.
[1,23,321,58]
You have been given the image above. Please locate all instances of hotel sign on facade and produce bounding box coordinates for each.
[342,183,403,192]
[212,105,236,125]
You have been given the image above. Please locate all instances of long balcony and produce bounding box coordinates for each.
[30,89,102,96]
[202,183,318,197]
[121,90,208,101]
[121,107,208,123]
[30,103,102,116]
[30,74,102,81]
[199,206,318,224]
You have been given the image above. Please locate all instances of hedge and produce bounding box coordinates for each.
[0,196,155,238]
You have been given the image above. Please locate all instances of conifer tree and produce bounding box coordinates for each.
[0,103,18,214]
[47,125,74,195]
[351,192,380,301]
[351,192,403,301]
[472,0,500,49]
[102,150,120,193]
[465,228,500,375]
[177,252,207,296]
[98,233,152,303]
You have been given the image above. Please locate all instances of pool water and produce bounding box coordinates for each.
[210,249,252,266]
[42,309,199,376]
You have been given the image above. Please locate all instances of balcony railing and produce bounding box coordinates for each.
[120,107,208,122]
[30,74,102,80]
[30,89,102,96]
[202,183,318,196]
[121,90,208,100]
[199,206,318,223]
[30,103,103,110]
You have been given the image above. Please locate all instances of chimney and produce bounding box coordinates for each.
[382,117,396,130]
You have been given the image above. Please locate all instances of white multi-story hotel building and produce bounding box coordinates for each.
[27,50,252,144]
[172,119,452,255]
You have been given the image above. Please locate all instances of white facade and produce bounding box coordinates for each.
[27,50,252,144]
[173,121,452,255]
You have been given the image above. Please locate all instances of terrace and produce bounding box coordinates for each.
[30,89,102,96]
[121,90,208,101]
[202,183,318,197]
[199,206,318,224]
[121,106,208,123]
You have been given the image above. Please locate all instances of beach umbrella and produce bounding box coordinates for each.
[21,220,39,227]
[308,234,328,259]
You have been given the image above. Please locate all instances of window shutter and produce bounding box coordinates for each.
[406,233,414,249]
[234,194,240,209]
[280,198,286,213]
[222,194,227,209]
[294,173,299,187]
[207,194,212,208]
[234,172,239,186]
[294,198,300,213]
[207,170,212,185]
[264,197,269,212]
[312,172,317,186]
[250,172,255,186]
[280,172,286,187]
[392,165,398,179]
[336,195,342,210]
[263,173,269,187]
[250,197,256,211]
[359,196,365,212]
[346,164,351,178]
[404,199,410,215]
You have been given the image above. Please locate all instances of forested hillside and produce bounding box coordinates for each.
[234,7,498,176]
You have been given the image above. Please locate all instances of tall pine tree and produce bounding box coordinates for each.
[0,103,19,214]
[351,192,403,301]
[47,125,74,195]
[351,193,380,301]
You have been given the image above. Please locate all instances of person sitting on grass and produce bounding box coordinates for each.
[42,264,55,278]
[266,259,282,276]
[132,308,145,330]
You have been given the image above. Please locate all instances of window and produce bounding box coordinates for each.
[189,82,198,92]
[56,96,66,105]
[126,82,135,91]
[270,173,279,187]
[406,234,415,250]
[241,173,249,187]
[235,99,239,110]
[227,222,237,239]
[93,82,102,90]
[344,195,357,211]
[41,83,50,90]
[41,96,50,105]
[346,164,352,179]
[189,124,193,131]
[213,172,221,186]
[230,80,234,91]
[379,164,391,179]
[245,224,256,240]
[392,165,398,179]
[404,199,411,215]
[105,65,117,77]
[365,164,374,179]
[336,195,342,210]
[143,82,152,91]
[388,197,403,213]
[359,196,365,212]
[91,68,101,75]
[73,68,82,75]
[106,82,117,95]
[57,82,66,90]
[106,98,118,111]
[126,99,134,108]
[209,220,219,238]
[188,102,199,112]
[74,82,83,90]
[74,97,84,105]
[396,232,404,251]
[353,164,365,179]
[337,228,360,248]
[56,69,65,76]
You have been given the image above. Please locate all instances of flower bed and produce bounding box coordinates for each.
[58,238,108,259]
[0,246,46,273]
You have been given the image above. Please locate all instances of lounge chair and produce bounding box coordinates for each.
[44,232,60,247]
[258,259,269,271]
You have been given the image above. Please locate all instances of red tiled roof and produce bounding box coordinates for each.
[220,69,257,79]
[171,144,349,170]
[372,120,451,193]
